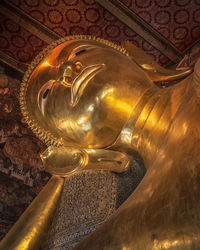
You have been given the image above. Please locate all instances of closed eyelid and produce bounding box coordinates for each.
[68,45,97,60]
[37,80,56,115]
[75,49,87,56]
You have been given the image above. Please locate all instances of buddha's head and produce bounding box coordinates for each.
[20,36,154,149]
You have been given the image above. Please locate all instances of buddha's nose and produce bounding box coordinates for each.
[60,61,83,87]
[63,65,73,86]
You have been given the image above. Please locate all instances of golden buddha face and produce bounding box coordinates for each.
[23,37,153,149]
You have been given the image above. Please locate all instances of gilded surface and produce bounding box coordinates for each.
[0,176,64,250]
[2,36,200,249]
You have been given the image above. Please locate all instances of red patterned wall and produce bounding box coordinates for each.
[0,65,50,240]
[119,0,200,52]
[0,14,47,64]
[1,0,171,66]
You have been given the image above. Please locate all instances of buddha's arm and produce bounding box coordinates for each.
[40,146,130,176]
[74,89,200,250]
[123,40,193,83]
[0,147,129,250]
[0,176,64,250]
[74,147,200,250]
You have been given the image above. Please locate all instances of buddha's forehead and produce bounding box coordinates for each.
[47,39,110,64]
[61,39,109,51]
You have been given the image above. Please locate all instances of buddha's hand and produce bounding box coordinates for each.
[40,146,130,177]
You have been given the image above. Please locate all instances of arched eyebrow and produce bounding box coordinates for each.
[43,88,50,99]
[75,49,87,56]
[37,80,56,115]
[68,44,97,60]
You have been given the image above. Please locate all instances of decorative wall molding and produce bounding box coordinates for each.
[95,0,182,63]
[1,0,60,44]
[0,51,27,74]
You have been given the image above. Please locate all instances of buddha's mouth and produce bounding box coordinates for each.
[71,64,105,107]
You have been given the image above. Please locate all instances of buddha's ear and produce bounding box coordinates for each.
[41,146,130,177]
[122,41,192,83]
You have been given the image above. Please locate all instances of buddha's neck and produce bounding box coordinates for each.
[113,80,189,169]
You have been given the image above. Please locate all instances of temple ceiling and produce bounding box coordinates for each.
[0,0,200,73]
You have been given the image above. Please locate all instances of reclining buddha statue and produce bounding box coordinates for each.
[1,35,200,250]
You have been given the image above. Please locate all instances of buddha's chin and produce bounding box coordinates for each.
[55,128,113,149]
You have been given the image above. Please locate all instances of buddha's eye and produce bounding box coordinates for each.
[38,80,55,115]
[69,47,93,60]
[75,49,86,56]
[42,82,54,99]
[43,88,50,99]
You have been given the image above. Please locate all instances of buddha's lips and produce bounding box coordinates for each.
[70,64,105,107]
